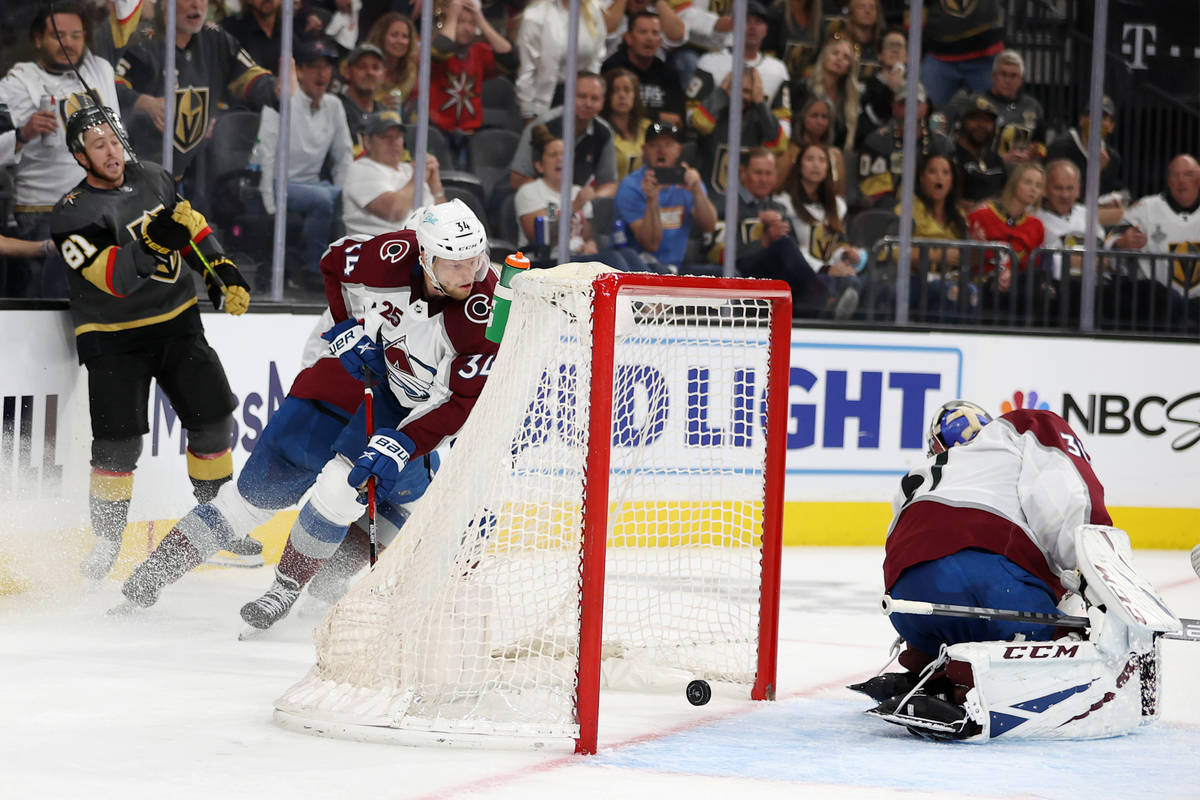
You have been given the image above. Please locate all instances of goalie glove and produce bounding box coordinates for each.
[323,317,387,381]
[205,256,251,315]
[139,208,192,256]
[348,430,416,498]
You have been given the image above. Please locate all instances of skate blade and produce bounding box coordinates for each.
[238,625,268,641]
[205,552,266,568]
[106,599,146,617]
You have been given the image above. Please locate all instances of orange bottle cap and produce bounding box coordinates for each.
[506,252,531,269]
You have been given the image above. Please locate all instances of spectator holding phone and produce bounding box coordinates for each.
[615,120,717,272]
[515,125,638,270]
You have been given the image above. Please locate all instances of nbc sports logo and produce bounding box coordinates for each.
[1000,390,1051,414]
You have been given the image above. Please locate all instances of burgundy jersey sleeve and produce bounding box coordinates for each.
[396,269,500,457]
[319,231,420,321]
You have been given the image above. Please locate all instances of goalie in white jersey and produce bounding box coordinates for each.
[855,401,1179,741]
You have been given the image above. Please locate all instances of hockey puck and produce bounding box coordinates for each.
[686,679,711,706]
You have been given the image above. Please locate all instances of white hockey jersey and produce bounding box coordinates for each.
[1111,193,1200,297]
[0,55,120,207]
[1035,203,1101,279]
[291,231,500,458]
[884,409,1112,597]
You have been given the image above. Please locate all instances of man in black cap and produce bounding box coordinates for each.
[337,42,387,155]
[953,93,1006,210]
[614,119,717,271]
[251,36,353,288]
[1045,95,1127,225]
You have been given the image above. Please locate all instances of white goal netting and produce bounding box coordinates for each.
[274,264,785,750]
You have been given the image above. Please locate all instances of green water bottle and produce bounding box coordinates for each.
[486,251,530,344]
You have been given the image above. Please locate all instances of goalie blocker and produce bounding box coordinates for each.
[868,525,1182,741]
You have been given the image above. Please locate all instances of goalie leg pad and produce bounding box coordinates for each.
[941,638,1153,741]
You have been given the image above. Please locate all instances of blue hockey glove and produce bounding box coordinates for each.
[348,429,416,499]
[323,318,386,381]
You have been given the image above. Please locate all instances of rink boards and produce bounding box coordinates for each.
[0,308,1195,568]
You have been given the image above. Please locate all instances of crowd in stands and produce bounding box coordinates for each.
[0,0,1198,330]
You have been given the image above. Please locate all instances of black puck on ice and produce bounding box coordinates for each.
[686,679,712,706]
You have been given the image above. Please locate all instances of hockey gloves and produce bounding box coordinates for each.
[170,199,209,239]
[206,256,251,315]
[140,209,192,256]
[324,318,387,381]
[348,430,415,499]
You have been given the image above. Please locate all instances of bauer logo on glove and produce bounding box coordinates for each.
[324,318,387,381]
[347,430,414,497]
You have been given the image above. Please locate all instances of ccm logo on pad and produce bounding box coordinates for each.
[1002,644,1081,660]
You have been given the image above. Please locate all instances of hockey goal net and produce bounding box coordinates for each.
[274,265,792,753]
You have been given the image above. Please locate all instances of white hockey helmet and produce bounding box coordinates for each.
[411,199,489,292]
[927,400,992,456]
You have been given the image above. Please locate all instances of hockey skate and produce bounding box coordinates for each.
[80,536,122,581]
[847,672,921,703]
[240,572,301,630]
[205,535,265,568]
[867,692,981,741]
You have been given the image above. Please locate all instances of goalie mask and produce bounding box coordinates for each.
[411,199,489,295]
[927,400,992,456]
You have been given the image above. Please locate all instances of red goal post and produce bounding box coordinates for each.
[273,266,793,754]
[576,271,791,753]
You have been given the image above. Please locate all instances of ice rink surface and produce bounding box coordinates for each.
[2,546,1197,800]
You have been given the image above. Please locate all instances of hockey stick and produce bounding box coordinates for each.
[881,595,1200,642]
[48,4,229,297]
[362,365,378,567]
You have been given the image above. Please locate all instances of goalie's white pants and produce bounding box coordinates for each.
[941,636,1161,741]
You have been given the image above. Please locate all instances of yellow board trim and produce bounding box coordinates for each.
[4,503,1195,596]
[780,502,1200,550]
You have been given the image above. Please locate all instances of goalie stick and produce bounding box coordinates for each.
[881,595,1200,642]
[48,3,229,298]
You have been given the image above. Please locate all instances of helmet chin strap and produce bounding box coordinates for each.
[422,253,447,296]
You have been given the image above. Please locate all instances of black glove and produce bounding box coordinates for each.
[204,256,251,315]
[140,209,192,255]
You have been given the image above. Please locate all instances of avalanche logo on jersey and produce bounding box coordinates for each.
[383,333,437,402]
[379,239,412,264]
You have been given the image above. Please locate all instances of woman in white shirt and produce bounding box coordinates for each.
[514,125,598,253]
[514,125,640,271]
[515,0,607,121]
[779,142,863,316]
